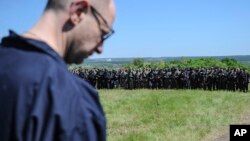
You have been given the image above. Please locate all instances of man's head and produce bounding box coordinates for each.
[44,0,116,64]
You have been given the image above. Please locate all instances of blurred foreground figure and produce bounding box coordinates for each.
[0,0,115,140]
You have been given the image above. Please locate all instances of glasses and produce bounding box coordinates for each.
[90,6,115,43]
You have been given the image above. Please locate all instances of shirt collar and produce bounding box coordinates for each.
[1,30,66,65]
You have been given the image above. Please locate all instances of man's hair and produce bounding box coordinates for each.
[45,0,70,11]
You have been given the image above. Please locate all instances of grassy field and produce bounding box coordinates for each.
[99,89,250,141]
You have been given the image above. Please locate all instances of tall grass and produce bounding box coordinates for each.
[99,89,250,141]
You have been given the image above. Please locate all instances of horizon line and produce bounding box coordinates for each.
[88,54,250,60]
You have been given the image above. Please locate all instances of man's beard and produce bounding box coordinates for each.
[64,45,86,64]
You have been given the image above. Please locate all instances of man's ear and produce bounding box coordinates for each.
[69,0,90,25]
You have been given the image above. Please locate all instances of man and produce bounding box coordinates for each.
[0,0,116,140]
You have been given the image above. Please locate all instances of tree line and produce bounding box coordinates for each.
[123,58,249,71]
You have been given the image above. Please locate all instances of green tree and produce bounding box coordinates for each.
[132,58,145,68]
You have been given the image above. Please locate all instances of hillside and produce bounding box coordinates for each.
[85,55,250,65]
[81,55,250,69]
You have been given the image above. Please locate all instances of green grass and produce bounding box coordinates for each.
[99,89,250,141]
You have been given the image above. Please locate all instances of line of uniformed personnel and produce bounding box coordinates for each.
[71,67,249,92]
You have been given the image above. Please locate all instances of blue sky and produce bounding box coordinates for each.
[0,0,250,58]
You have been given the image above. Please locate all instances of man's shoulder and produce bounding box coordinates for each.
[0,35,97,95]
[0,46,69,89]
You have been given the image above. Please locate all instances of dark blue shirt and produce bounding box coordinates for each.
[0,31,106,141]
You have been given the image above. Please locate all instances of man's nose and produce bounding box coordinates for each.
[95,45,103,54]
